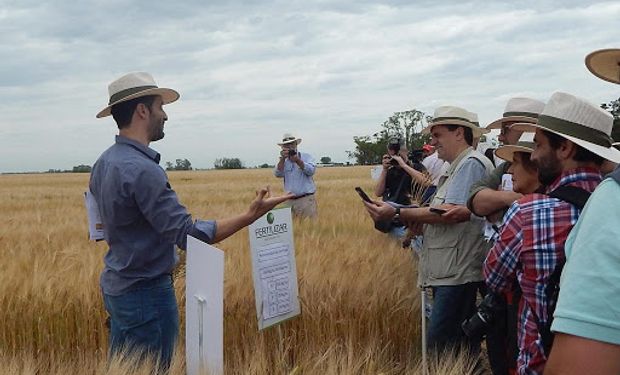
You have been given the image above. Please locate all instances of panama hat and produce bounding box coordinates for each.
[585,48,620,84]
[277,133,302,146]
[486,97,545,130]
[512,92,620,163]
[96,72,180,118]
[422,106,490,137]
[495,132,535,162]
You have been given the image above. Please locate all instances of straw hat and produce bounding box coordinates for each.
[96,72,180,118]
[512,92,620,163]
[486,97,545,130]
[585,48,620,84]
[422,106,490,138]
[495,132,535,162]
[278,133,302,146]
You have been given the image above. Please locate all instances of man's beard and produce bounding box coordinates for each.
[536,152,562,186]
[148,118,165,142]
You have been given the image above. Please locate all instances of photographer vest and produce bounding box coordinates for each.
[418,147,494,287]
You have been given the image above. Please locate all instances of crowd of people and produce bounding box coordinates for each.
[365,48,620,375]
[87,48,620,374]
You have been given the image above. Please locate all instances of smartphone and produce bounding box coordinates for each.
[429,207,447,215]
[354,187,373,203]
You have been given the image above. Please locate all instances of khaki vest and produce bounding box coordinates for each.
[418,147,494,287]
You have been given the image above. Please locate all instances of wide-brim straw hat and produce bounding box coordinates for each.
[512,91,620,163]
[495,132,535,162]
[277,133,302,146]
[486,97,546,130]
[96,72,180,118]
[422,106,489,138]
[585,48,620,84]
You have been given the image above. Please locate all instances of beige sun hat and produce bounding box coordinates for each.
[495,132,535,162]
[96,72,180,118]
[585,48,620,84]
[486,97,546,130]
[277,133,302,146]
[512,92,620,163]
[422,106,490,137]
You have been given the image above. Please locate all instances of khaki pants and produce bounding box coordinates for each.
[288,194,318,218]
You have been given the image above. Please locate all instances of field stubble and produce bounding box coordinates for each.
[0,167,477,374]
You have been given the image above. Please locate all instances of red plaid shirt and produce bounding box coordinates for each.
[484,168,601,375]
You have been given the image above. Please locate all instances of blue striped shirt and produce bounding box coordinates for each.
[273,151,316,196]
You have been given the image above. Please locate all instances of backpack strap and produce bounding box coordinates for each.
[528,185,592,356]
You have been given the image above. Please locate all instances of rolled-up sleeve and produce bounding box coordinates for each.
[301,154,316,176]
[274,168,284,177]
[132,165,216,249]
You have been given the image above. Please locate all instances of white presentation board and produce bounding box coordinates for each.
[248,207,301,330]
[84,190,105,241]
[186,236,224,375]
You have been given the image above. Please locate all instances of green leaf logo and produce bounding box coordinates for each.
[266,212,275,224]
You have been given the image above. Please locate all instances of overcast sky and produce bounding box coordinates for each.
[1,0,619,172]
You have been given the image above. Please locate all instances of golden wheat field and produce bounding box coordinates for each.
[0,166,480,374]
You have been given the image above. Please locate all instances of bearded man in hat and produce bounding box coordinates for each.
[90,72,292,368]
[274,133,318,218]
[365,106,494,355]
[483,91,620,375]
[546,49,620,375]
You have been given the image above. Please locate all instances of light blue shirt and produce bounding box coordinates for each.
[551,178,620,345]
[274,151,316,196]
[90,136,216,296]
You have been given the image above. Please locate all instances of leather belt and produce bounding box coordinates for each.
[292,192,315,200]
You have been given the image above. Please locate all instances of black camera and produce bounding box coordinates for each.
[288,150,297,157]
[461,293,506,340]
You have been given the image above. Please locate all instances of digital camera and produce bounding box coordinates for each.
[461,293,506,340]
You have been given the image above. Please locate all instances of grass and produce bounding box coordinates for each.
[0,167,480,374]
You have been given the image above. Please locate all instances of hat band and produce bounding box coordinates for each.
[516,141,535,149]
[432,116,477,126]
[503,111,539,119]
[538,114,612,147]
[109,85,158,105]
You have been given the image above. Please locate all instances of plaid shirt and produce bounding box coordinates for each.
[484,168,601,375]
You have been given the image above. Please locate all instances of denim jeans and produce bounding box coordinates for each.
[427,282,484,355]
[103,275,179,370]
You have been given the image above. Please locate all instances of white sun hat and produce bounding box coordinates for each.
[486,97,546,130]
[277,133,302,146]
[96,72,180,118]
[422,106,490,138]
[512,91,620,163]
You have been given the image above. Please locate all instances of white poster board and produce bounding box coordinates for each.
[248,207,301,330]
[186,236,224,375]
[84,190,105,241]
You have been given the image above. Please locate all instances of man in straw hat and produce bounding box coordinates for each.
[364,105,494,355]
[483,91,620,375]
[90,72,293,368]
[274,133,318,218]
[467,97,545,232]
[546,49,620,375]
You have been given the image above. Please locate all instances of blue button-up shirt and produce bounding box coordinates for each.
[90,136,216,296]
[273,151,316,196]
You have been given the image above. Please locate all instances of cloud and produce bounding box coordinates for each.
[0,0,619,172]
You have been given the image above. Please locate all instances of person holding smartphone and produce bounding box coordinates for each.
[274,133,318,218]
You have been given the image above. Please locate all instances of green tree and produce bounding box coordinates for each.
[214,157,244,169]
[601,96,620,118]
[72,164,92,173]
[347,108,431,164]
[320,156,332,164]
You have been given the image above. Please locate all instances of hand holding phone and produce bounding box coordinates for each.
[355,187,373,203]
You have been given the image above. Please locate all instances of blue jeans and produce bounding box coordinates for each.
[103,275,179,370]
[427,282,483,355]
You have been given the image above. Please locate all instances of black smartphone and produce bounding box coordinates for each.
[354,187,373,203]
[429,207,447,215]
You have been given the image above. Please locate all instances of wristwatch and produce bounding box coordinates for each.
[394,207,401,221]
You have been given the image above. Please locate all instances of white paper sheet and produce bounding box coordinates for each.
[84,190,105,241]
[186,236,224,375]
[248,207,300,330]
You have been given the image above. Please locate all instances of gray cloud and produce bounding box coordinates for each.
[0,0,619,172]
